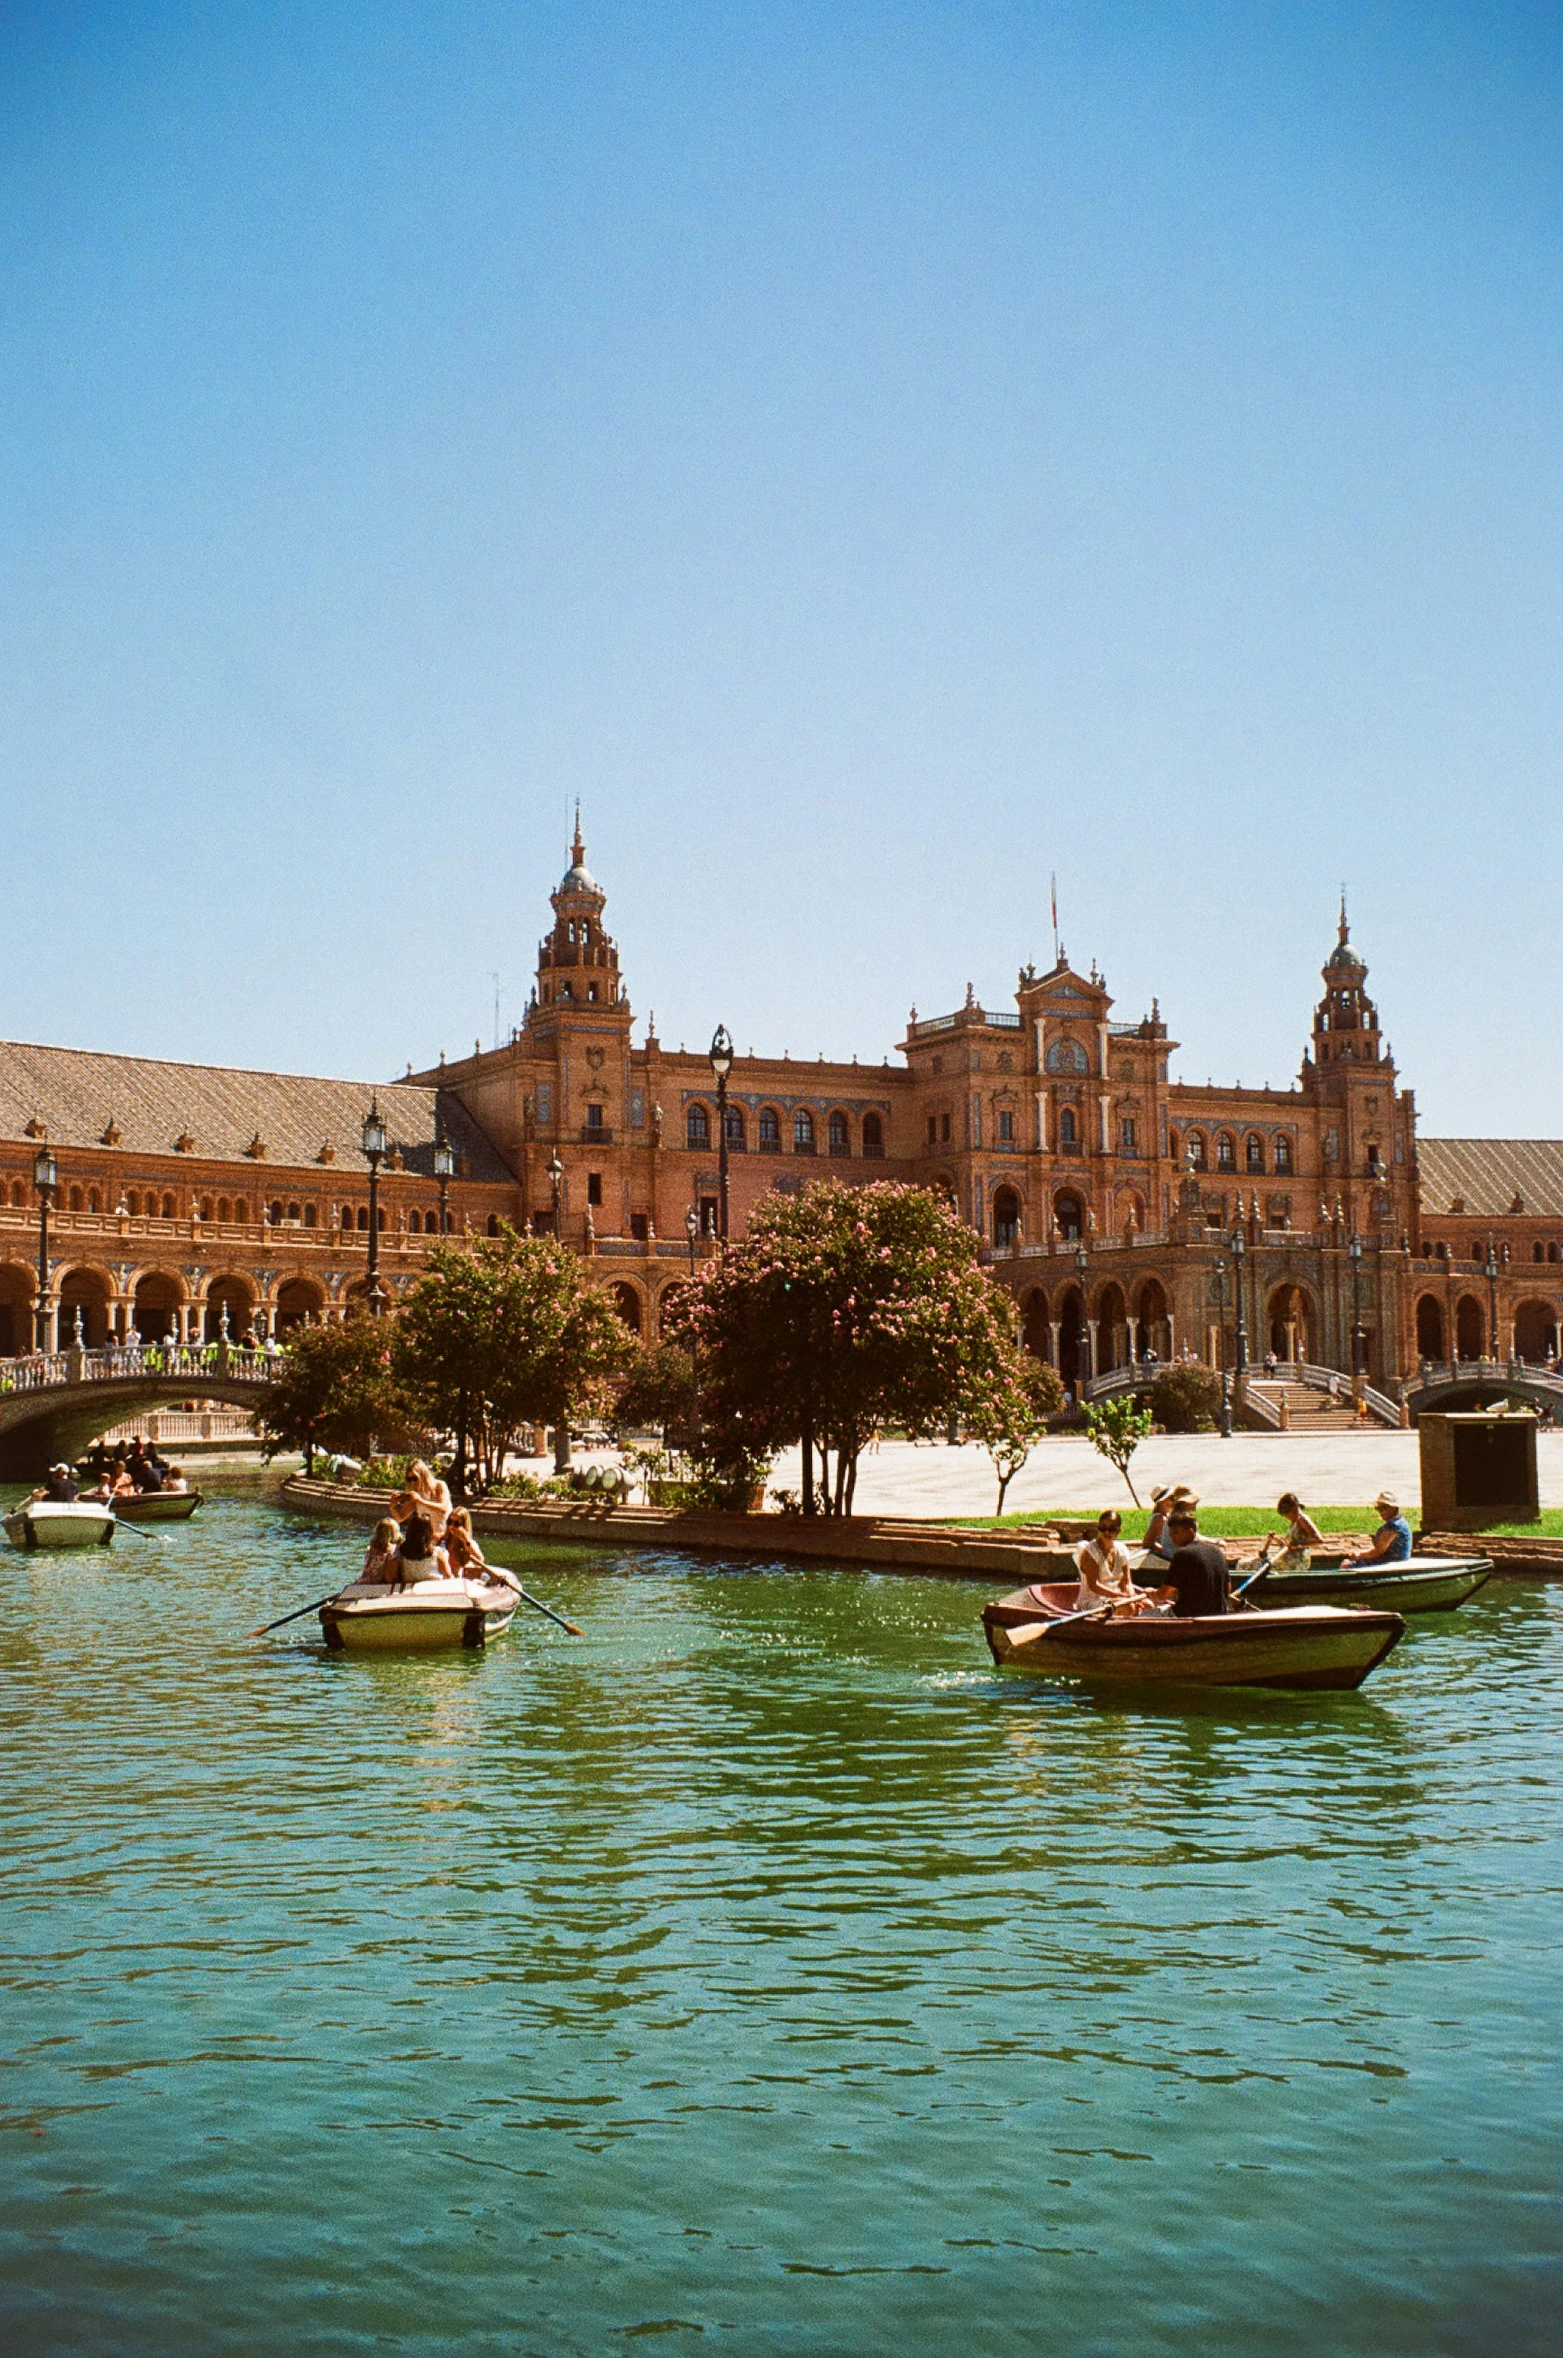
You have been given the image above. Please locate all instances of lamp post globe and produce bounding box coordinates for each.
[360,1100,388,1315]
[32,1143,57,1352]
[1347,1231,1364,1384]
[548,1150,565,1240]
[708,1025,734,1241]
[433,1127,455,1235]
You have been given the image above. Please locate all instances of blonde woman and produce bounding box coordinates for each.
[392,1458,452,1540]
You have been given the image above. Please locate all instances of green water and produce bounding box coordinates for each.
[1,1492,1559,2356]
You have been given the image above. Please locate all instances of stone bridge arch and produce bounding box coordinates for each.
[0,1353,273,1480]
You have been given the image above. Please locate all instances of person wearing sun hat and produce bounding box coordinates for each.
[1142,1482,1197,1569]
[1346,1490,1413,1568]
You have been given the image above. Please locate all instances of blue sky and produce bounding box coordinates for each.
[1,2,1558,1132]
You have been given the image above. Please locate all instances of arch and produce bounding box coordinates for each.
[1045,1037,1089,1074]
[87,1188,101,1214]
[276,1275,326,1334]
[1514,1298,1557,1363]
[1245,1134,1265,1173]
[1093,1280,1128,1372]
[1115,1189,1147,1239]
[67,1185,83,1212]
[132,1268,185,1343]
[58,1265,114,1349]
[724,1103,747,1153]
[0,1260,36,1356]
[233,1199,249,1225]
[302,1202,318,1229]
[1266,1282,1317,1364]
[1216,1134,1236,1173]
[204,1274,257,1343]
[486,1214,501,1237]
[9,1180,24,1208]
[686,1102,711,1149]
[611,1282,643,1335]
[828,1110,850,1157]
[126,1190,141,1216]
[862,1111,884,1156]
[1052,1188,1085,1241]
[1057,1285,1084,1391]
[356,1205,370,1231]
[217,1197,232,1223]
[407,1209,422,1234]
[1274,1135,1294,1174]
[993,1185,1022,1247]
[794,1109,816,1154]
[758,1107,782,1154]
[269,1200,284,1226]
[160,1193,176,1219]
[1135,1277,1170,1361]
[1186,1132,1207,1171]
[1020,1285,1050,1358]
[1455,1294,1485,1360]
[1057,1106,1078,1146]
[1416,1293,1445,1360]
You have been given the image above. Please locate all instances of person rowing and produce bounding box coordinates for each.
[1151,1504,1232,1617]
[1345,1491,1413,1569]
[1274,1491,1324,1567]
[444,1508,525,1598]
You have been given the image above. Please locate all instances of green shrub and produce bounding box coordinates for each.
[1149,1364,1222,1434]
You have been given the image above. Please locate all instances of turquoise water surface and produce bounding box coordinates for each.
[1,1490,1559,2356]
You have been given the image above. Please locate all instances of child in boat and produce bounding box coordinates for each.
[163,1467,188,1494]
[1074,1511,1149,1611]
[360,1517,401,1585]
[1275,1493,1323,1566]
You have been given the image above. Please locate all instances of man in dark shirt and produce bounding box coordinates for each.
[40,1463,79,1503]
[1159,1508,1231,1617]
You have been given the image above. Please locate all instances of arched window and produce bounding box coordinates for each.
[862,1112,884,1157]
[758,1107,782,1153]
[161,1193,175,1218]
[1245,1135,1264,1173]
[269,1201,283,1225]
[197,1196,210,1220]
[9,1180,22,1207]
[234,1200,248,1223]
[89,1188,102,1212]
[303,1203,317,1228]
[356,1205,369,1231]
[287,1202,300,1222]
[1186,1133,1206,1171]
[1045,1037,1089,1075]
[126,1191,141,1216]
[993,1186,1022,1246]
[217,1198,232,1223]
[1274,1136,1293,1174]
[686,1103,710,1149]
[68,1186,83,1211]
[724,1103,746,1152]
[1551,1242,1561,1264]
[487,1214,501,1237]
[1058,1107,1078,1145]
[376,1205,386,1231]
[828,1111,850,1157]
[794,1110,816,1154]
[1216,1134,1236,1172]
[1535,1243,1545,1262]
[407,1210,421,1234]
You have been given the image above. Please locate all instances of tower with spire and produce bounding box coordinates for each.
[1302,898,1415,1239]
[534,808,626,1014]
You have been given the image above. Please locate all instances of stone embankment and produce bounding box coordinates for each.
[280,1475,1078,1582]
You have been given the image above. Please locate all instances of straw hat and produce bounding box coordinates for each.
[1375,1490,1400,1512]
[1151,1482,1197,1508]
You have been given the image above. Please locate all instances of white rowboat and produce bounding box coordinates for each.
[319,1573,519,1653]
[4,1500,118,1550]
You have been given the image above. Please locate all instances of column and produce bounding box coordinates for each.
[1085,1318,1099,1379]
[1165,1312,1176,1360]
[1126,1315,1140,1364]
[1047,1320,1061,1368]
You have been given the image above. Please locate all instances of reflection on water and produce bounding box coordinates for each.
[0,1492,1560,2356]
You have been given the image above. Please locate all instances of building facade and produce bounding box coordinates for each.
[1,825,1559,1386]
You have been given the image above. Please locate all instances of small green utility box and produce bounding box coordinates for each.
[1419,1410,1539,1531]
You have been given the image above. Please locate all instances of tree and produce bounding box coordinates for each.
[964,1350,1066,1514]
[254,1317,403,1472]
[672,1179,1016,1515]
[1148,1363,1222,1435]
[612,1340,698,1445]
[1084,1393,1156,1503]
[392,1227,629,1493]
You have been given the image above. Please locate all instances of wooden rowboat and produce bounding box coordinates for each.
[3,1500,117,1551]
[320,1573,519,1654]
[111,1489,203,1524]
[982,1583,1404,1691]
[1244,1554,1491,1615]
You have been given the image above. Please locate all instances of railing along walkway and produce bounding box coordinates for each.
[0,1343,274,1397]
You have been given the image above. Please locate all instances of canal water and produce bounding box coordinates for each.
[1,1491,1559,2356]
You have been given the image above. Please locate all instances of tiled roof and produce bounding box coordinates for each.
[1419,1138,1563,1219]
[0,1039,515,1184]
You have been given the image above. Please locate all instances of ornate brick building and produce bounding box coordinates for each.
[1,825,1559,1387]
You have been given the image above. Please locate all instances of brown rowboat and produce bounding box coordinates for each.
[983,1582,1405,1692]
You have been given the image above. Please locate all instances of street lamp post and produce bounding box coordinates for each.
[709,1025,734,1241]
[361,1101,388,1315]
[1074,1242,1089,1399]
[1348,1232,1364,1390]
[33,1143,57,1352]
[1232,1226,1248,1421]
[549,1149,565,1239]
[433,1126,455,1234]
[1484,1241,1500,1367]
[1213,1254,1231,1437]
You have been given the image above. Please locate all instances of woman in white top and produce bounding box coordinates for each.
[392,1458,453,1541]
[1075,1510,1142,1609]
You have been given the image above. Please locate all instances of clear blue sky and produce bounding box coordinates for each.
[1,2,1558,1134]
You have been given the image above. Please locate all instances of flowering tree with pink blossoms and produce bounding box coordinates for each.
[670,1179,1021,1515]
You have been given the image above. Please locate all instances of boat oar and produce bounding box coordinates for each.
[1231,1545,1275,1607]
[110,1513,162,1542]
[1032,1600,1116,1636]
[249,1591,340,1639]
[487,1567,583,1636]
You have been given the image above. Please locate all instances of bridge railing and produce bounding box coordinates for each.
[1407,1357,1563,1402]
[0,1343,274,1392]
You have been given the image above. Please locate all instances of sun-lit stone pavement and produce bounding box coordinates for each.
[763,1430,1563,1517]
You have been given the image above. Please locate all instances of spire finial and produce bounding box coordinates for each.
[572,800,584,865]
[1338,886,1349,945]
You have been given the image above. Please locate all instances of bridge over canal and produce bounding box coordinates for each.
[0,1344,273,1478]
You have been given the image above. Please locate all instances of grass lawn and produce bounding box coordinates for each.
[947,1506,1563,1540]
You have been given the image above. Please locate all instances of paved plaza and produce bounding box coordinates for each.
[765,1429,1563,1519]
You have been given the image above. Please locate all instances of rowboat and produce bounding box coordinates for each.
[319,1572,519,1653]
[3,1500,117,1550]
[1243,1554,1491,1615]
[982,1583,1405,1691]
[111,1489,203,1524]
